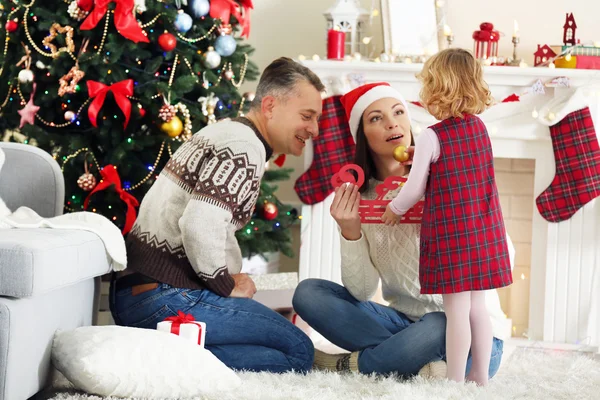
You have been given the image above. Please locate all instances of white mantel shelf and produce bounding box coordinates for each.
[298,59,600,348]
[301,60,600,88]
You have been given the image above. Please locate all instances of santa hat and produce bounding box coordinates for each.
[340,82,410,140]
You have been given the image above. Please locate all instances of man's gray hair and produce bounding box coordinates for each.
[250,57,325,110]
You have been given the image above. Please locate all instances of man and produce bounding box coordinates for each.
[110,57,324,373]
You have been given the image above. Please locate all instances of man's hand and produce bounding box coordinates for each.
[229,273,257,298]
[381,204,402,226]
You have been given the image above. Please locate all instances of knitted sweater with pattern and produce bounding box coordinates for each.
[126,117,272,297]
[340,178,513,340]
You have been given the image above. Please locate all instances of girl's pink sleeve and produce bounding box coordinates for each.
[389,128,440,215]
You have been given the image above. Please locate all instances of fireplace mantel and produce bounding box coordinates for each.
[298,60,600,347]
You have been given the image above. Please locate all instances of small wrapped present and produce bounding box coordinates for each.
[157,311,206,348]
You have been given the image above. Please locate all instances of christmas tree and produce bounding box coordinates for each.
[238,166,299,260]
[0,0,300,258]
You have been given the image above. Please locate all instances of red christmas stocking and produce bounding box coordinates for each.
[536,107,600,222]
[294,96,355,204]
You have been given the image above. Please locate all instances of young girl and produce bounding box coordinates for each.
[381,48,513,385]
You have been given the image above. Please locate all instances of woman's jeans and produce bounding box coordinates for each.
[293,278,503,377]
[110,281,314,373]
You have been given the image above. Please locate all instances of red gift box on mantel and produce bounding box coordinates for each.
[157,311,206,348]
[472,22,500,62]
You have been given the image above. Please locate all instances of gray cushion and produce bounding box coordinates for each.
[0,229,111,298]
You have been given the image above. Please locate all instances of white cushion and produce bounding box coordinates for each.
[52,325,241,398]
[0,229,111,297]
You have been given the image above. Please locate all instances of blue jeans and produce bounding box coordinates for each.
[109,281,314,373]
[292,279,503,377]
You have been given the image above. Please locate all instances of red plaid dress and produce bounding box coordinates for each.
[419,115,513,294]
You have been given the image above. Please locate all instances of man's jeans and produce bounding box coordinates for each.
[293,279,503,377]
[110,281,314,373]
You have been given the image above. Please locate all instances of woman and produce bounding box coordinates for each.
[292,82,511,378]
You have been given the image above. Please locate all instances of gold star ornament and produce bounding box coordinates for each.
[42,23,75,58]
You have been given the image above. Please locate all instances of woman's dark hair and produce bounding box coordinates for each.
[353,119,415,193]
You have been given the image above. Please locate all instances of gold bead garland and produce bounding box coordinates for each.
[17,83,91,127]
[237,95,246,117]
[126,140,166,190]
[140,14,164,29]
[177,24,218,44]
[216,53,249,88]
[173,102,192,140]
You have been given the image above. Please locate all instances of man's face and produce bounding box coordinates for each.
[265,81,322,156]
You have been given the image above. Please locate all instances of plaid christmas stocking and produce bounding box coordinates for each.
[294,96,355,204]
[536,107,600,222]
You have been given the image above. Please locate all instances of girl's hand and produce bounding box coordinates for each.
[381,204,402,226]
[330,183,361,240]
[399,146,415,166]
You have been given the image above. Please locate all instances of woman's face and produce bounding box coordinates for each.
[361,97,412,159]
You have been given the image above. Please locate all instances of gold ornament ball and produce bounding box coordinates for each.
[161,116,183,137]
[392,145,409,162]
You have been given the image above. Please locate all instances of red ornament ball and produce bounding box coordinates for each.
[262,202,278,220]
[158,33,177,52]
[6,20,18,33]
[77,0,94,12]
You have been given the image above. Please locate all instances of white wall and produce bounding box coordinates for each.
[241,0,600,204]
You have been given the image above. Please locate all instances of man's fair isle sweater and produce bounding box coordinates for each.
[126,117,272,297]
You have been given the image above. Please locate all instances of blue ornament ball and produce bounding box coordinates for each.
[215,35,237,57]
[190,0,210,18]
[174,12,193,33]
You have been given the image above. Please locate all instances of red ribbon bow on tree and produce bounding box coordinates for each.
[210,0,253,38]
[87,79,134,129]
[83,164,140,235]
[164,311,203,344]
[80,0,150,43]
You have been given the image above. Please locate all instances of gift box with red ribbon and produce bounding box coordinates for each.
[156,311,206,348]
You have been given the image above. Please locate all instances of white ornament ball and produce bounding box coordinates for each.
[379,53,391,63]
[64,111,75,121]
[174,12,193,33]
[203,47,221,69]
[35,61,47,69]
[190,0,210,18]
[68,1,90,21]
[18,69,34,83]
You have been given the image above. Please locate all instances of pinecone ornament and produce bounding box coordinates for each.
[77,173,97,191]
[159,104,176,122]
[68,1,90,21]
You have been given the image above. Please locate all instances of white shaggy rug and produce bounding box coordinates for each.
[43,348,599,400]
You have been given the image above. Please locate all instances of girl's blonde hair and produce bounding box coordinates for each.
[417,48,492,120]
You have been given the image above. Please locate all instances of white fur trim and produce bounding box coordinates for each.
[348,86,410,140]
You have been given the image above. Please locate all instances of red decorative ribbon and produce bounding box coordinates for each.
[273,154,286,167]
[80,0,150,43]
[83,164,139,235]
[164,311,204,345]
[502,94,520,103]
[210,0,253,38]
[87,79,134,129]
